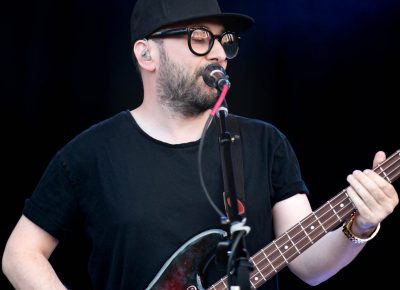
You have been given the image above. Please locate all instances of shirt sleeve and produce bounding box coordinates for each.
[23,150,80,240]
[270,136,309,204]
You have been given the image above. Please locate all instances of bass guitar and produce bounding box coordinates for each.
[147,150,400,290]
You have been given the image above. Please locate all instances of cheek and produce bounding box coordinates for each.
[165,39,191,58]
[165,40,205,68]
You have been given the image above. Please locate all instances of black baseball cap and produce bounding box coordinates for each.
[130,0,255,44]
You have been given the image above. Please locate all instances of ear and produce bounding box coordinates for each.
[133,39,155,72]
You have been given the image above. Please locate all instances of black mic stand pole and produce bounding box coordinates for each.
[216,105,252,290]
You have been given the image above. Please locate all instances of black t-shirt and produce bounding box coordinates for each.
[23,110,308,290]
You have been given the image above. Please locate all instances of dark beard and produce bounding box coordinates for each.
[156,46,219,117]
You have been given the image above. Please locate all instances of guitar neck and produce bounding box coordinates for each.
[210,150,400,290]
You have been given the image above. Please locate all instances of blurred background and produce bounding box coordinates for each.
[1,0,399,289]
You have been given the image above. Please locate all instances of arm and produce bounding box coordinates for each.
[272,151,399,286]
[2,215,68,290]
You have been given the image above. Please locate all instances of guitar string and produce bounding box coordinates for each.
[210,192,354,290]
[250,156,400,287]
[252,151,400,274]
[249,155,400,288]
[211,155,400,289]
[209,152,400,290]
[250,192,355,287]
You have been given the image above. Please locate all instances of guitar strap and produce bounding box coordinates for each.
[219,115,247,222]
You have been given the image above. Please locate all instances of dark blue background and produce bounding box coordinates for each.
[1,0,399,289]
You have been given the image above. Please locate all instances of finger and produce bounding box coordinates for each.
[346,171,375,218]
[347,169,398,225]
[346,185,371,219]
[365,169,399,208]
[372,151,386,168]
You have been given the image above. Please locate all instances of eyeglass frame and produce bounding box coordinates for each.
[146,27,241,59]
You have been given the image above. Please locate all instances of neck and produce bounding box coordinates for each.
[131,101,211,144]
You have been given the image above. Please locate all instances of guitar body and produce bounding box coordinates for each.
[146,229,227,290]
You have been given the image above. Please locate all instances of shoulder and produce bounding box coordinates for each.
[53,110,133,160]
[79,110,133,138]
[67,110,132,147]
[230,114,287,141]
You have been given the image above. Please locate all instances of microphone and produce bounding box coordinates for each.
[202,64,231,91]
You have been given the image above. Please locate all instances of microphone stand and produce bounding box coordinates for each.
[216,105,253,290]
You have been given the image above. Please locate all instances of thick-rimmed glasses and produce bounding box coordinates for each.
[147,27,240,59]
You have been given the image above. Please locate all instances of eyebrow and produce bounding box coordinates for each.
[190,26,226,35]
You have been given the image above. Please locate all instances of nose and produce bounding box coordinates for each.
[206,39,227,62]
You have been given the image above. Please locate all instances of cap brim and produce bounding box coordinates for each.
[186,13,255,32]
[148,13,254,37]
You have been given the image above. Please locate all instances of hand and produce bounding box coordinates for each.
[346,151,399,237]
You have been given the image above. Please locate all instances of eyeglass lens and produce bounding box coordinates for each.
[190,28,239,59]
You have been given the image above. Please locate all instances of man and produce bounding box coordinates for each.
[2,0,398,289]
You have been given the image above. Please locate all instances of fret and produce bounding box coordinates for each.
[249,277,256,289]
[285,231,301,254]
[375,151,400,182]
[272,240,288,264]
[213,278,227,290]
[313,212,328,233]
[251,273,265,289]
[253,248,279,281]
[252,258,276,282]
[249,259,266,286]
[275,233,299,261]
[298,222,313,244]
[327,199,341,221]
[250,273,265,287]
[260,249,277,274]
[287,224,308,248]
[250,250,269,272]
[317,201,341,225]
[265,242,287,270]
[377,165,390,181]
[300,214,324,242]
[313,191,354,231]
[328,191,352,220]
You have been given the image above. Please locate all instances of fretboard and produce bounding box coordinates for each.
[209,149,400,290]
